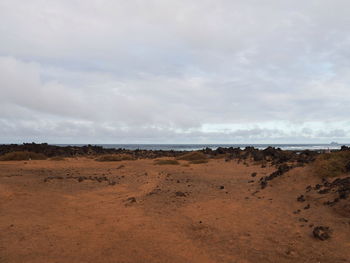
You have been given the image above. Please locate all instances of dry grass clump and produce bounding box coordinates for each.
[154,159,180,165]
[189,159,208,164]
[95,154,134,162]
[0,151,47,161]
[177,151,207,161]
[177,151,208,164]
[313,151,350,177]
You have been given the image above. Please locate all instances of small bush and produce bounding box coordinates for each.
[154,159,180,165]
[95,154,134,162]
[177,152,207,161]
[312,151,350,177]
[0,151,47,161]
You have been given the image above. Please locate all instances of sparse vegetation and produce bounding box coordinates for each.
[95,154,134,162]
[154,159,180,165]
[50,156,65,161]
[0,151,47,161]
[176,151,208,164]
[177,151,207,161]
[189,159,208,164]
[312,151,350,177]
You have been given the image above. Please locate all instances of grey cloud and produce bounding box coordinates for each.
[0,1,350,143]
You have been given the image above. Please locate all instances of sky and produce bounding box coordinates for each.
[1,0,350,144]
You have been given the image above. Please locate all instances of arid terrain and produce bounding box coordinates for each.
[1,156,350,263]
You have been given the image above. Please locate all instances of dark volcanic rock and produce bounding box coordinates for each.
[340,145,350,151]
[0,143,321,163]
[314,177,350,206]
[313,226,332,240]
[0,143,185,159]
[297,195,306,202]
[175,191,186,197]
[126,197,136,203]
[259,164,292,189]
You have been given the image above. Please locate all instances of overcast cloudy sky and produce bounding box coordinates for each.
[1,0,350,144]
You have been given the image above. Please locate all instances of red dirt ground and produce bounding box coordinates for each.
[1,158,349,263]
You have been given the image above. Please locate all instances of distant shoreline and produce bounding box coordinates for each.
[52,143,350,151]
[1,143,350,152]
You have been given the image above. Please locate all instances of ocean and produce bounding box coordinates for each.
[56,143,349,151]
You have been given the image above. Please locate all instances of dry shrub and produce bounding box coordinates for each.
[177,151,207,161]
[0,151,47,161]
[95,154,134,162]
[154,159,180,165]
[312,151,350,177]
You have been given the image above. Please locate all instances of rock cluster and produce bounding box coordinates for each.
[313,226,332,240]
[312,177,350,206]
[259,164,292,189]
[202,146,319,165]
[43,175,116,185]
[0,143,184,159]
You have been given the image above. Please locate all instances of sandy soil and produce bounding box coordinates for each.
[0,158,349,263]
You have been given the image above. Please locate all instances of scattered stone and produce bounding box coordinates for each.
[6,174,23,177]
[43,176,63,182]
[148,188,161,195]
[175,191,186,197]
[304,204,310,210]
[126,197,136,203]
[260,164,292,189]
[297,195,306,202]
[251,172,257,177]
[108,181,116,186]
[299,218,308,222]
[318,189,330,194]
[219,186,225,189]
[313,226,332,241]
[315,184,322,190]
[314,177,350,206]
[44,175,110,184]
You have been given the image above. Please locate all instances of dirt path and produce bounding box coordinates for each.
[0,158,349,263]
